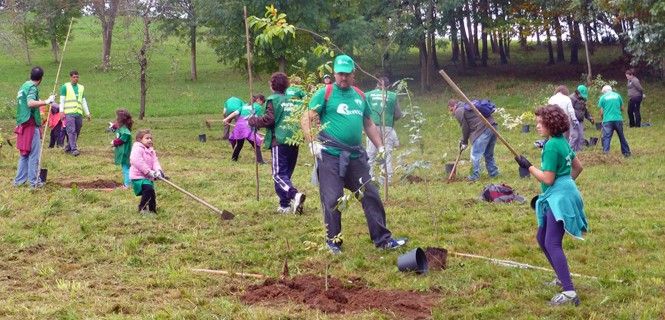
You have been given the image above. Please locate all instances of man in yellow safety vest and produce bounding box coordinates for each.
[59,70,91,156]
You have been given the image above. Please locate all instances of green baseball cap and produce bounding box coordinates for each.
[577,85,588,99]
[333,55,355,73]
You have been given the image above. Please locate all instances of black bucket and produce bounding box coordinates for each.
[397,247,428,274]
[595,122,602,130]
[198,134,207,143]
[589,137,598,146]
[522,124,530,133]
[519,166,530,178]
[39,168,48,183]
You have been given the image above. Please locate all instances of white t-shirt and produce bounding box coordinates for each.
[548,93,578,124]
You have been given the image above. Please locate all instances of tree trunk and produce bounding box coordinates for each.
[450,19,459,62]
[139,16,151,120]
[490,31,497,53]
[505,33,511,59]
[460,14,476,67]
[428,1,439,70]
[471,0,480,57]
[586,23,594,54]
[553,16,565,63]
[536,26,541,46]
[50,36,60,63]
[519,25,527,50]
[464,1,477,60]
[22,26,31,65]
[186,25,196,81]
[418,37,428,91]
[498,32,507,64]
[479,0,488,66]
[545,24,555,65]
[568,17,579,65]
[460,31,467,66]
[101,20,114,71]
[277,56,286,72]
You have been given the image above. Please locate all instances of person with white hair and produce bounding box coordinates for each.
[598,85,631,157]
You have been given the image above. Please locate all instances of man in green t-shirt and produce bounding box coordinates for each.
[301,55,407,254]
[59,70,91,156]
[14,67,55,188]
[598,85,631,156]
[365,76,403,184]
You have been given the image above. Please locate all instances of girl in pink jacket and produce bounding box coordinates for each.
[129,129,164,214]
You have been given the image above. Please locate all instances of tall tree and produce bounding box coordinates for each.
[30,0,81,63]
[157,0,201,80]
[479,0,489,66]
[89,0,121,71]
[553,16,565,62]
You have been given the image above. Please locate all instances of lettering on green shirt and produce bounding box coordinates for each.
[598,91,623,123]
[540,135,576,192]
[285,86,306,100]
[308,84,370,156]
[365,89,398,127]
[16,80,41,125]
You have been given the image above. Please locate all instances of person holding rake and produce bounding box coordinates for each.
[514,105,588,306]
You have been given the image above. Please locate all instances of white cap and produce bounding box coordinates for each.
[601,85,612,93]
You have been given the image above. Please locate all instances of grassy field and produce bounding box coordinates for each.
[1,17,664,319]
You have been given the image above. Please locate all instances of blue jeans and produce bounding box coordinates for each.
[121,164,130,187]
[469,127,499,180]
[601,121,631,156]
[14,128,42,187]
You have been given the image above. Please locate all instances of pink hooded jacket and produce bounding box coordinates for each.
[129,141,162,180]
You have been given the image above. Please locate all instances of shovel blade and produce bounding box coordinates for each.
[39,168,48,183]
[220,210,235,220]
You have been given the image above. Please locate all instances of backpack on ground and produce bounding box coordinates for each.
[481,183,525,203]
[464,99,496,118]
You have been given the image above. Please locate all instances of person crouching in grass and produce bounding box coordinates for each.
[514,105,588,306]
[129,129,165,215]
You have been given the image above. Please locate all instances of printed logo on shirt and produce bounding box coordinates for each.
[281,102,295,112]
[336,103,363,116]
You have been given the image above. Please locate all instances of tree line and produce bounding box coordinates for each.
[2,0,663,86]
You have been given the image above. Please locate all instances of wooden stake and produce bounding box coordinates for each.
[439,69,519,157]
[380,84,389,200]
[244,5,260,202]
[38,17,74,176]
[447,148,463,183]
[582,24,593,85]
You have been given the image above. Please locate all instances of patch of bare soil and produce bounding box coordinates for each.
[424,247,448,271]
[577,152,624,166]
[58,179,124,189]
[241,274,439,319]
[405,175,424,183]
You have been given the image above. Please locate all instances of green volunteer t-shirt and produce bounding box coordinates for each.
[285,86,306,100]
[365,89,398,127]
[239,102,264,117]
[16,80,41,125]
[308,84,370,157]
[540,135,576,192]
[267,93,297,145]
[598,91,623,123]
[59,83,83,98]
[224,97,245,116]
[114,125,132,166]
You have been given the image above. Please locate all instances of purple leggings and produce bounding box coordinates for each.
[537,209,575,291]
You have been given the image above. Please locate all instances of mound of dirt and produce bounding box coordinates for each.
[424,247,448,270]
[241,274,439,319]
[59,179,123,189]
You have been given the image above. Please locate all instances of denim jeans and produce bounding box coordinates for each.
[14,128,42,187]
[601,121,631,156]
[469,127,499,180]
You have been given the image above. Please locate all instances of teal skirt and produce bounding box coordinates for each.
[131,179,154,196]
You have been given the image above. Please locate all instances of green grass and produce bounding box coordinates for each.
[1,16,665,319]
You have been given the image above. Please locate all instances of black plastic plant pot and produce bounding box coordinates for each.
[39,168,48,183]
[519,166,530,178]
[522,124,530,133]
[596,123,602,130]
[198,134,207,143]
[397,247,428,274]
[589,137,598,146]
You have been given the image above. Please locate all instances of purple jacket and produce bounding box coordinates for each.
[129,142,162,180]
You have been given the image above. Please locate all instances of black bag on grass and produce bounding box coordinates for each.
[481,184,525,203]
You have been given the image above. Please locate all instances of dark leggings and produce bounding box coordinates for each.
[230,139,264,163]
[627,97,642,127]
[138,184,157,213]
[536,209,575,291]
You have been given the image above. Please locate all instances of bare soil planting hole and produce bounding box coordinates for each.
[58,179,124,189]
[241,274,439,319]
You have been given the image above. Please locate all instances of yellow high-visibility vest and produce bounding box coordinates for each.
[63,82,85,115]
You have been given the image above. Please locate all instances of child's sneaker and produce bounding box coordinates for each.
[549,291,580,306]
[291,192,306,214]
[276,206,291,214]
[380,238,408,250]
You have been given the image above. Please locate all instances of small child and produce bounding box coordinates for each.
[223,94,266,163]
[129,129,164,214]
[48,103,65,148]
[111,109,133,188]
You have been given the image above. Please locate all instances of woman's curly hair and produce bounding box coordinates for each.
[535,105,570,136]
[116,108,133,131]
[270,72,289,94]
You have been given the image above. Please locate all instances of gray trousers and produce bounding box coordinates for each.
[317,152,392,247]
[569,122,585,151]
[65,114,83,152]
[366,126,399,183]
